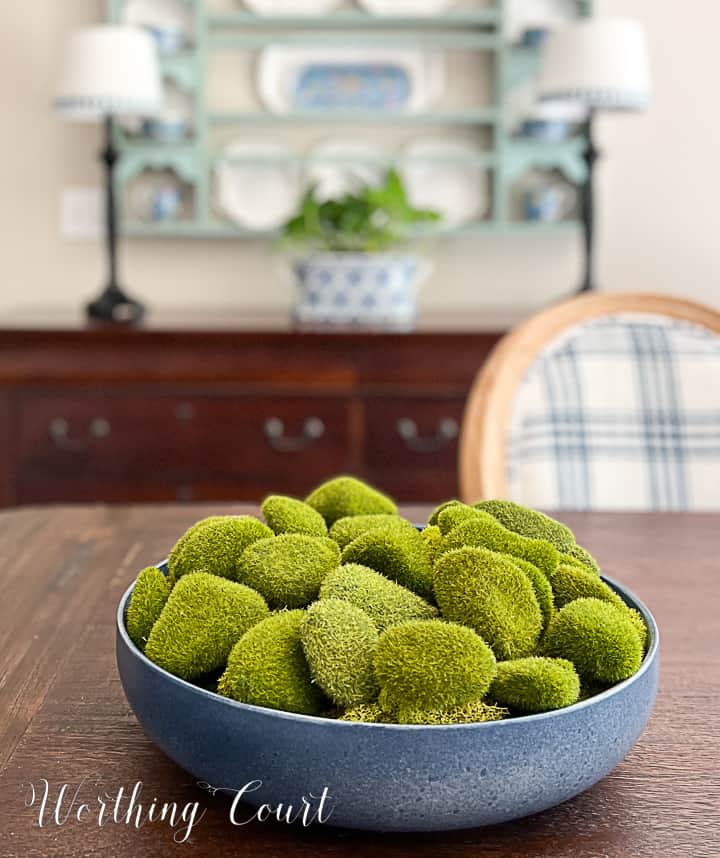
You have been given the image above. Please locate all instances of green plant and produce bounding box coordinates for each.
[439,511,560,577]
[474,500,576,553]
[168,515,273,583]
[328,513,411,549]
[319,563,437,631]
[145,572,269,681]
[489,657,580,714]
[543,598,643,683]
[301,599,379,707]
[341,526,434,599]
[306,475,398,525]
[261,495,328,537]
[126,567,171,651]
[550,564,626,611]
[510,556,555,633]
[218,610,327,716]
[374,619,497,719]
[239,534,341,609]
[340,700,509,725]
[434,547,543,660]
[282,169,440,253]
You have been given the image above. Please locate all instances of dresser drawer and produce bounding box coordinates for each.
[16,394,351,486]
[363,396,465,500]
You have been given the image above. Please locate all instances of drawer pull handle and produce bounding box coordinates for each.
[49,417,111,452]
[396,417,459,454]
[264,417,325,453]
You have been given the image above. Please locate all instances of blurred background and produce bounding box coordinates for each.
[0,0,717,510]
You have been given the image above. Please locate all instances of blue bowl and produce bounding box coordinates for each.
[116,565,659,832]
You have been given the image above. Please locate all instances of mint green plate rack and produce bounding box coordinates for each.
[109,0,592,239]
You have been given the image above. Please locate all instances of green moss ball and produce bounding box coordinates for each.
[328,514,411,549]
[544,598,643,683]
[434,547,543,660]
[305,476,397,525]
[626,607,650,651]
[167,515,226,579]
[440,511,559,577]
[218,610,326,715]
[319,563,437,631]
[168,516,273,582]
[562,543,602,575]
[301,599,379,707]
[474,500,576,552]
[489,657,580,713]
[261,495,328,537]
[509,556,555,632]
[427,499,464,527]
[145,572,269,681]
[341,526,434,599]
[550,564,625,611]
[126,566,171,651]
[420,524,443,565]
[374,619,497,718]
[239,534,340,609]
[436,503,481,535]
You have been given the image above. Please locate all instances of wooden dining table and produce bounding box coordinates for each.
[0,504,718,858]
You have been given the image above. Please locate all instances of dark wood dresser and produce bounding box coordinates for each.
[0,311,510,506]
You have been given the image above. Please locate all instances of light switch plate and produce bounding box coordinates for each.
[59,187,104,240]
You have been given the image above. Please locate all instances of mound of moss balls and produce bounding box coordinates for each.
[126,475,650,724]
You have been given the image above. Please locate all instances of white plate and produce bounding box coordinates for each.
[400,138,489,227]
[504,0,577,43]
[257,47,445,115]
[357,0,457,17]
[122,0,193,43]
[306,140,387,201]
[214,141,301,231]
[243,0,341,15]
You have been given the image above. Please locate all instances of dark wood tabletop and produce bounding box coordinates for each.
[1,505,718,858]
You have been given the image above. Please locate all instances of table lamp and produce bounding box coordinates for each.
[537,18,651,293]
[56,26,162,324]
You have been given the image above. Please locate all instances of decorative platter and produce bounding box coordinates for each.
[122,0,193,52]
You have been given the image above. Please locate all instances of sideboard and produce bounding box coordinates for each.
[0,311,508,507]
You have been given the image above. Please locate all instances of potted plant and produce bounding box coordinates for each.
[282,169,440,327]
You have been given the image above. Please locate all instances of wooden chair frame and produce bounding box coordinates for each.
[459,292,720,503]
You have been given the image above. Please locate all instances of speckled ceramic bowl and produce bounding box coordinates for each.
[116,564,659,832]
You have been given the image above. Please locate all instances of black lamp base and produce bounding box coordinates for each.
[86,285,145,325]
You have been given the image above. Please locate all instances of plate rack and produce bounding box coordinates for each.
[108,0,593,239]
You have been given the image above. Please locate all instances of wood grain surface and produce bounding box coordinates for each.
[0,505,718,858]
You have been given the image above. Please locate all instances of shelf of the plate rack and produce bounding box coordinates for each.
[115,147,199,186]
[505,138,588,186]
[207,109,500,126]
[209,32,501,50]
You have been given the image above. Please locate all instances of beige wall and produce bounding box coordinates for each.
[1,0,717,317]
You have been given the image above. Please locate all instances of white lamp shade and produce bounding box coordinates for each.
[538,18,651,111]
[55,26,163,121]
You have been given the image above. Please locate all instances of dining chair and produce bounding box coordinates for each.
[460,293,720,510]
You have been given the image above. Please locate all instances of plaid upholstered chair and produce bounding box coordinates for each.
[460,293,720,511]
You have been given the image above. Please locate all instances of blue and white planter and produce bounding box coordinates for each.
[291,253,430,327]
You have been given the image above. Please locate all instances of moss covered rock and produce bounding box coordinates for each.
[328,514,411,549]
[562,543,601,575]
[427,499,464,527]
[434,547,543,660]
[168,516,273,583]
[145,573,269,681]
[239,534,340,609]
[474,500,576,552]
[341,526,434,599]
[489,657,580,713]
[510,556,555,633]
[440,511,559,577]
[319,563,437,631]
[550,564,625,611]
[305,476,397,526]
[261,495,328,537]
[218,610,326,715]
[436,503,480,535]
[301,599,379,707]
[544,598,643,683]
[374,619,497,718]
[126,566,171,651]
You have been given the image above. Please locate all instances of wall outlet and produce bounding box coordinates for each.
[59,187,104,240]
